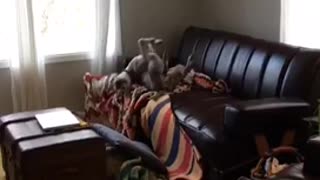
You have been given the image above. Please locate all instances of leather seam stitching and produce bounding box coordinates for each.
[213,40,227,77]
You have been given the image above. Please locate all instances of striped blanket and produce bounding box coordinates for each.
[83,69,230,180]
[141,95,202,180]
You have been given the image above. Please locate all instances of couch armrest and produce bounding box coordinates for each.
[304,136,320,176]
[224,98,310,134]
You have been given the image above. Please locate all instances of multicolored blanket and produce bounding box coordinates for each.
[83,69,230,180]
[141,95,203,179]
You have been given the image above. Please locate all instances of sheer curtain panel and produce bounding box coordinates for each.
[10,0,48,112]
[1,0,121,112]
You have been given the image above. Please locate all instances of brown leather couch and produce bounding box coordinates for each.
[169,27,320,179]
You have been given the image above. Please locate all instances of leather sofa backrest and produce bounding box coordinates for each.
[176,27,320,108]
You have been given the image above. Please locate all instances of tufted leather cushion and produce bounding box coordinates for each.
[170,91,257,174]
[170,27,320,179]
[176,27,320,107]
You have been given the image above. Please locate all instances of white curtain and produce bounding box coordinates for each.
[6,0,121,112]
[92,0,122,74]
[281,0,320,48]
[10,0,48,112]
[106,0,123,73]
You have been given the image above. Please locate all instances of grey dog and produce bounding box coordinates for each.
[114,37,195,92]
[114,37,165,91]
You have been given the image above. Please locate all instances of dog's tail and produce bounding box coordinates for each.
[184,44,197,75]
[162,47,169,73]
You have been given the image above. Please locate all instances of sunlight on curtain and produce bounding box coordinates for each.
[106,0,122,73]
[281,0,320,48]
[10,0,48,112]
[1,0,119,111]
[92,0,122,74]
[91,0,110,74]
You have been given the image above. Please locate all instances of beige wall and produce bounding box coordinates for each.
[0,61,90,115]
[121,0,199,57]
[0,68,13,114]
[200,0,281,42]
[45,60,90,111]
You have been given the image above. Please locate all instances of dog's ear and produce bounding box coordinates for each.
[114,72,131,91]
[106,73,117,91]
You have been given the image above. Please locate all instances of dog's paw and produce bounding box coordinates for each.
[154,38,163,45]
[138,37,163,45]
[138,37,155,46]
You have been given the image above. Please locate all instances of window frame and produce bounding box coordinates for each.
[0,52,91,69]
[0,59,9,68]
[44,52,91,64]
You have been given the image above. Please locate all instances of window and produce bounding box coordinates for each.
[281,0,320,48]
[0,0,96,64]
[0,1,16,61]
[0,0,117,66]
[32,0,96,57]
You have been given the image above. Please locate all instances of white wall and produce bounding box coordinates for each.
[199,0,281,42]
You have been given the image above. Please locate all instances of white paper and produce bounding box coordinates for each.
[36,109,80,130]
